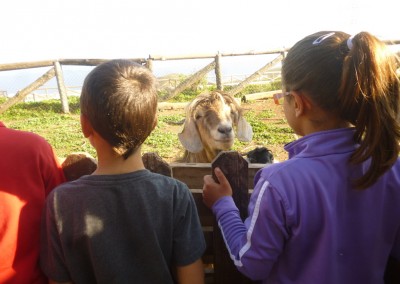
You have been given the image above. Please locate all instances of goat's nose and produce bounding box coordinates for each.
[218,126,233,135]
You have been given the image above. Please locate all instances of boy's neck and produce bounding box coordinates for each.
[93,148,145,175]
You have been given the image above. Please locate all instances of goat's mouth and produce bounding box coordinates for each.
[214,138,234,149]
[214,138,233,143]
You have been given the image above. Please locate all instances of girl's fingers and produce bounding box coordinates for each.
[214,167,229,186]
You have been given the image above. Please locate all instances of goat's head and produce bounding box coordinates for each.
[178,91,253,154]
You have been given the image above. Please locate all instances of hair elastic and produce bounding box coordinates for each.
[312,32,335,45]
[347,35,354,50]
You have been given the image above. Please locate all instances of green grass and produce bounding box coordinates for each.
[0,92,294,161]
[0,97,95,158]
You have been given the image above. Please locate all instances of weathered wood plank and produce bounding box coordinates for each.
[162,60,216,101]
[62,151,264,283]
[0,60,55,71]
[211,151,253,284]
[145,59,153,72]
[149,49,290,61]
[212,151,249,219]
[58,58,146,66]
[157,102,188,110]
[215,53,223,91]
[241,90,278,103]
[170,162,264,189]
[192,192,214,226]
[0,67,56,114]
[54,61,69,113]
[227,53,284,96]
[170,163,212,188]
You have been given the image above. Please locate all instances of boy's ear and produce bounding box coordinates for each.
[80,114,93,138]
[152,117,158,130]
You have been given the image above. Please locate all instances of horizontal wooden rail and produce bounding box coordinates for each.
[61,151,266,283]
[61,151,400,283]
[143,151,264,283]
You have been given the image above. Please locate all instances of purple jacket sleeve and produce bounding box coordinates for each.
[211,178,291,281]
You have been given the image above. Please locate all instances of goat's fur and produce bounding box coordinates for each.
[246,147,274,164]
[179,91,253,163]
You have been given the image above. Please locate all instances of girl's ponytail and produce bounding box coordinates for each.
[338,32,400,189]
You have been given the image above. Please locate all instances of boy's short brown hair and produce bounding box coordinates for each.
[80,59,158,159]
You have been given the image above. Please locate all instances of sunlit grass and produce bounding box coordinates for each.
[0,91,293,161]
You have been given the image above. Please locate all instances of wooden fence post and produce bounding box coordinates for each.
[215,53,223,91]
[0,67,56,115]
[211,151,253,284]
[145,58,153,72]
[54,61,70,114]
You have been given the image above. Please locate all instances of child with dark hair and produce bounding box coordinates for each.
[40,59,205,284]
[203,31,400,283]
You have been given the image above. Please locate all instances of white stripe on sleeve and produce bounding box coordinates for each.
[218,180,270,267]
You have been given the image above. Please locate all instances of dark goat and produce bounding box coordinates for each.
[246,147,274,164]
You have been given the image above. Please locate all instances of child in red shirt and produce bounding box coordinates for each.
[0,122,65,283]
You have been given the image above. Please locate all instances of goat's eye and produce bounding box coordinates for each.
[195,114,202,120]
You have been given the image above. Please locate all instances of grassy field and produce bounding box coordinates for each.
[0,91,295,163]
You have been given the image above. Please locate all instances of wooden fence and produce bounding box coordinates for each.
[0,50,287,115]
[143,151,263,284]
[1,40,399,115]
[62,151,265,283]
[62,151,400,284]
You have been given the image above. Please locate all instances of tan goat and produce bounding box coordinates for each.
[178,91,253,163]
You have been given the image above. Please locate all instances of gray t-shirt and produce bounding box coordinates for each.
[40,170,205,284]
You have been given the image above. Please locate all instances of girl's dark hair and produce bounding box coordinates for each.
[80,59,158,159]
[282,31,400,189]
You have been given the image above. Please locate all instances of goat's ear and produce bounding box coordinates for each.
[237,116,253,142]
[178,118,203,153]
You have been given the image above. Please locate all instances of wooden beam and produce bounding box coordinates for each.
[161,60,216,101]
[383,39,400,45]
[215,53,223,90]
[157,102,188,110]
[211,151,252,284]
[54,61,69,113]
[0,60,54,71]
[157,98,242,111]
[0,67,56,114]
[148,49,289,61]
[145,58,153,72]
[58,58,146,66]
[169,162,263,189]
[241,90,279,102]
[0,40,397,71]
[228,53,284,96]
[0,58,147,71]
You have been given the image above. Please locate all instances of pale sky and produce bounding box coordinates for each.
[0,0,399,64]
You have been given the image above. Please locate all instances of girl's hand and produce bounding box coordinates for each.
[202,167,233,208]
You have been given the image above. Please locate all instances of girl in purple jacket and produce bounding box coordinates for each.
[203,31,400,284]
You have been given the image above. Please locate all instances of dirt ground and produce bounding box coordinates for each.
[156,97,292,163]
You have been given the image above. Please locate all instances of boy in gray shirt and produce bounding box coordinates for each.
[40,59,205,284]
